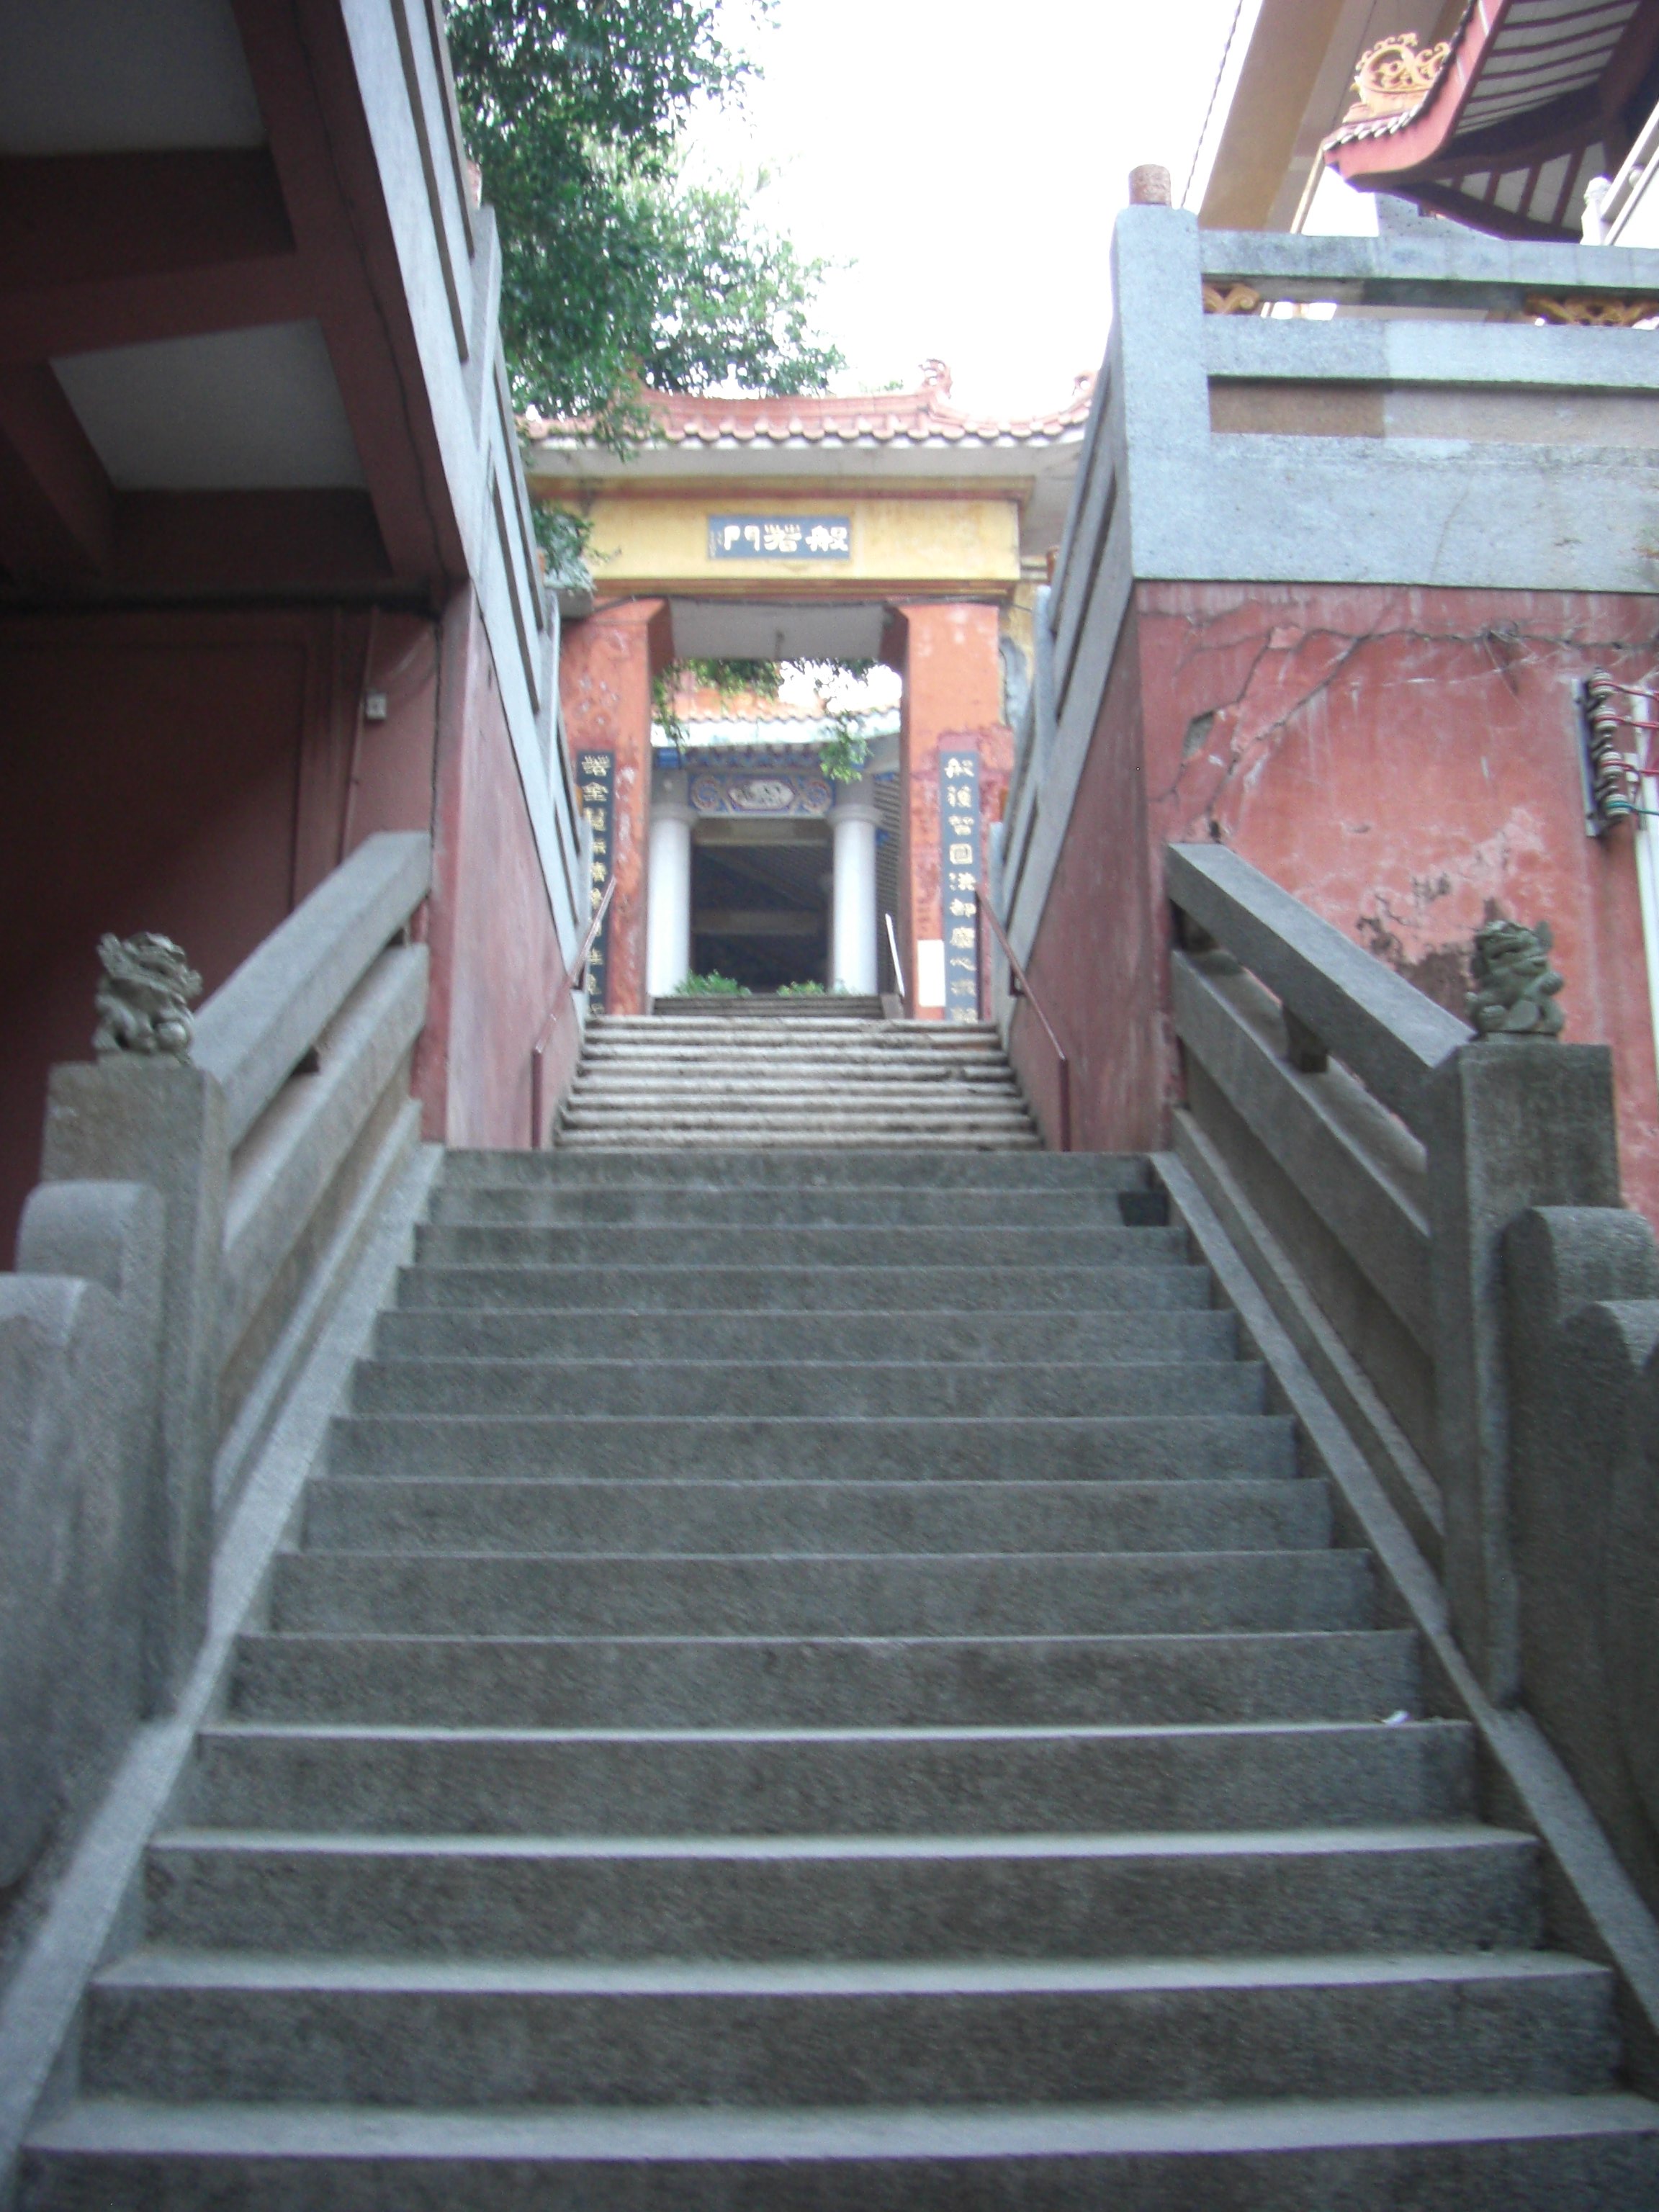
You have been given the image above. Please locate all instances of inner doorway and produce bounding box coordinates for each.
[691,819,830,991]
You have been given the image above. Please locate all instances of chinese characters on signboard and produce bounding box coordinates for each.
[577,750,613,1012]
[938,749,981,1023]
[707,516,851,560]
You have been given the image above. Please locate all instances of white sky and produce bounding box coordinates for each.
[685,0,1256,418]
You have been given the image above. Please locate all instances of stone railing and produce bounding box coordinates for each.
[0,833,429,1897]
[1506,1206,1659,1928]
[1165,835,1635,1750]
[1170,835,1659,1941]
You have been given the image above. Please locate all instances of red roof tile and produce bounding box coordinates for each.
[521,361,1094,451]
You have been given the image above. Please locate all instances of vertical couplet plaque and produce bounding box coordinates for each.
[938,747,981,1022]
[576,750,614,1012]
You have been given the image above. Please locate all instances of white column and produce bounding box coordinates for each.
[831,801,880,994]
[647,803,693,998]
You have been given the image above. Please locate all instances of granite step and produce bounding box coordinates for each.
[344,1354,1269,1421]
[556,1118,1043,1148]
[641,999,890,1019]
[266,1548,1375,1640]
[179,1718,1482,1838]
[422,1184,1155,1227]
[567,1065,1024,1089]
[78,1950,1619,2109]
[410,1223,1190,1268]
[26,2094,1659,2212]
[140,1825,1540,1962]
[440,1150,1148,1189]
[323,1411,1300,1483]
[300,1473,1327,1557]
[391,1263,1218,1315]
[369,1303,1236,1365]
[227,1627,1422,1730]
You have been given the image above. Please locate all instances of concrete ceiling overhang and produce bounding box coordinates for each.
[0,0,466,601]
[1324,0,1659,239]
[667,600,892,662]
[54,321,365,490]
[0,0,266,150]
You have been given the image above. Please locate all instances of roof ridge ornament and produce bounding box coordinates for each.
[1344,31,1451,122]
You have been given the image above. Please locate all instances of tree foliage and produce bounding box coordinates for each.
[446,0,842,442]
[649,656,881,782]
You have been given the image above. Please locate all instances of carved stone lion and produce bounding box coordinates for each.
[92,932,202,1061]
[1467,917,1565,1040]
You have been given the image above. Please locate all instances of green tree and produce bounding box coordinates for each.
[446,0,842,444]
[637,171,842,401]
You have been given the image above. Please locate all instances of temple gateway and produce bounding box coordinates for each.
[523,364,1091,1015]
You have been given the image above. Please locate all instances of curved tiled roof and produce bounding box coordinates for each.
[1323,0,1655,240]
[673,687,835,724]
[522,361,1094,453]
[656,685,899,752]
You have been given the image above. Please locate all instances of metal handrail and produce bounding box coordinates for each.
[883,910,906,1002]
[976,881,1071,1152]
[529,872,616,1146]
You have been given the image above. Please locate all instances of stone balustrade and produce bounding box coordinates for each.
[0,833,430,1907]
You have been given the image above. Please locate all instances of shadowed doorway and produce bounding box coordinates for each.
[691,819,830,991]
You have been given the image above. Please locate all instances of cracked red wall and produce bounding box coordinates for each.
[1020,580,1659,1223]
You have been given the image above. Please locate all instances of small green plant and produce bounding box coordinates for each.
[685,658,783,701]
[530,502,596,591]
[652,657,880,761]
[652,659,782,749]
[775,981,826,997]
[818,710,869,783]
[672,971,750,996]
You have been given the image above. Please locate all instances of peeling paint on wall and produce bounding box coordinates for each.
[1021,579,1659,1223]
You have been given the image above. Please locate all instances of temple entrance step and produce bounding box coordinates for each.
[24,1146,1659,2208]
[652,993,886,1017]
[560,1014,1040,1148]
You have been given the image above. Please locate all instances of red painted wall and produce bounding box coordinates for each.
[1014,596,1159,1151]
[557,601,670,1015]
[0,606,441,1262]
[1017,580,1659,1220]
[1,585,590,1254]
[894,602,1012,1018]
[413,583,576,1149]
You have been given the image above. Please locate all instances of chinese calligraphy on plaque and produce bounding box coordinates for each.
[707,516,851,560]
[938,748,981,1023]
[576,750,614,1011]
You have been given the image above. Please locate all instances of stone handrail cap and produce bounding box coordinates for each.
[194,832,431,1149]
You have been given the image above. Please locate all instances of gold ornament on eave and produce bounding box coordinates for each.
[1526,294,1659,328]
[1202,283,1262,317]
[1344,32,1451,122]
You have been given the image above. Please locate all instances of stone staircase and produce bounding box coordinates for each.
[558,1004,1040,1147]
[23,1144,1659,2206]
